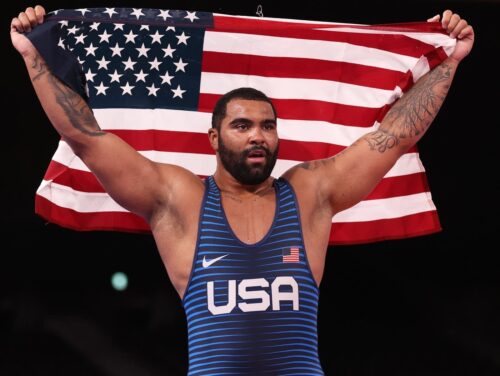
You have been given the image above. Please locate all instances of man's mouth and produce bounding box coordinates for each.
[247,149,267,162]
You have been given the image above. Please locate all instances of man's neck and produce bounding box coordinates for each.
[213,168,275,198]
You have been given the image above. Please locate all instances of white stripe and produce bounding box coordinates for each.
[333,192,436,222]
[93,108,211,133]
[36,180,128,213]
[50,140,424,179]
[318,27,456,57]
[204,31,419,72]
[36,181,433,221]
[214,13,359,26]
[93,108,372,144]
[200,72,397,108]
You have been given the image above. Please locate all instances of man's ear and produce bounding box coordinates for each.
[208,127,219,151]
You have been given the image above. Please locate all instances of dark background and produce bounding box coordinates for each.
[1,1,499,375]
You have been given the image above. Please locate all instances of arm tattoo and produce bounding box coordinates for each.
[31,53,48,81]
[30,53,105,137]
[367,62,454,153]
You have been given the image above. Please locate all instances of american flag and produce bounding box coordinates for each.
[27,8,454,244]
[283,247,300,263]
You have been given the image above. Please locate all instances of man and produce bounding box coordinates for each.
[11,5,473,375]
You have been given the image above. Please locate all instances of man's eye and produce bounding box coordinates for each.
[236,124,248,129]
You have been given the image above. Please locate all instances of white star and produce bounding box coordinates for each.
[157,9,171,21]
[52,10,61,15]
[136,43,150,58]
[171,85,186,98]
[174,57,188,72]
[162,44,176,58]
[67,25,79,35]
[130,8,145,20]
[59,20,68,27]
[148,57,162,71]
[122,57,137,71]
[113,23,124,31]
[184,11,199,23]
[134,70,148,82]
[96,56,111,70]
[149,30,164,44]
[160,71,174,85]
[57,38,66,49]
[76,8,90,16]
[124,30,138,44]
[108,70,123,83]
[110,42,124,57]
[146,83,160,96]
[98,30,112,43]
[120,82,135,95]
[140,25,150,31]
[84,43,98,56]
[77,57,85,65]
[176,31,190,45]
[95,82,109,95]
[166,26,176,32]
[74,34,87,44]
[103,8,118,18]
[89,22,100,31]
[85,68,96,82]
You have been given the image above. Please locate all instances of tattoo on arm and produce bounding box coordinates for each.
[366,62,454,153]
[30,53,105,137]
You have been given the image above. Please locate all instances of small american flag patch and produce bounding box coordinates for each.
[282,247,300,263]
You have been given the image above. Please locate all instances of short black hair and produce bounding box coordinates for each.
[211,87,277,130]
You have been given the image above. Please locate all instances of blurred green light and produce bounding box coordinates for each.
[111,272,128,291]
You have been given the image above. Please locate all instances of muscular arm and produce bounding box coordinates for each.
[283,10,474,217]
[13,7,200,222]
[23,49,170,220]
[327,58,457,214]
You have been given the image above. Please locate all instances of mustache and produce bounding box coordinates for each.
[242,146,270,157]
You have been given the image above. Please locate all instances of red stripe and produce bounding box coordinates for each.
[426,47,449,70]
[44,154,425,202]
[329,211,441,245]
[109,129,213,154]
[202,51,405,91]
[199,93,382,126]
[364,172,429,200]
[214,15,447,34]
[35,195,150,232]
[213,16,445,57]
[35,194,440,245]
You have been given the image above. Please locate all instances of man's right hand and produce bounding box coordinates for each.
[11,5,46,57]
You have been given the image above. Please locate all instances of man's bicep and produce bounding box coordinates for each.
[284,131,404,215]
[79,132,176,220]
[325,131,404,214]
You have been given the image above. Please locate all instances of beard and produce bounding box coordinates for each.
[218,135,279,185]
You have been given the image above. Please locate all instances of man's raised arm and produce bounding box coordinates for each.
[11,6,200,222]
[284,10,474,216]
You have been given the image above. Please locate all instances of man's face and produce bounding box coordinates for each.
[217,99,279,185]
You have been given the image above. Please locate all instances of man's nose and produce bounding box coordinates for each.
[249,126,265,144]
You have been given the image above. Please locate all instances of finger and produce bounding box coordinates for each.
[447,13,461,34]
[441,9,453,30]
[34,5,46,23]
[24,7,38,28]
[457,25,474,40]
[11,17,24,33]
[18,12,32,32]
[451,19,468,39]
[427,14,440,22]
